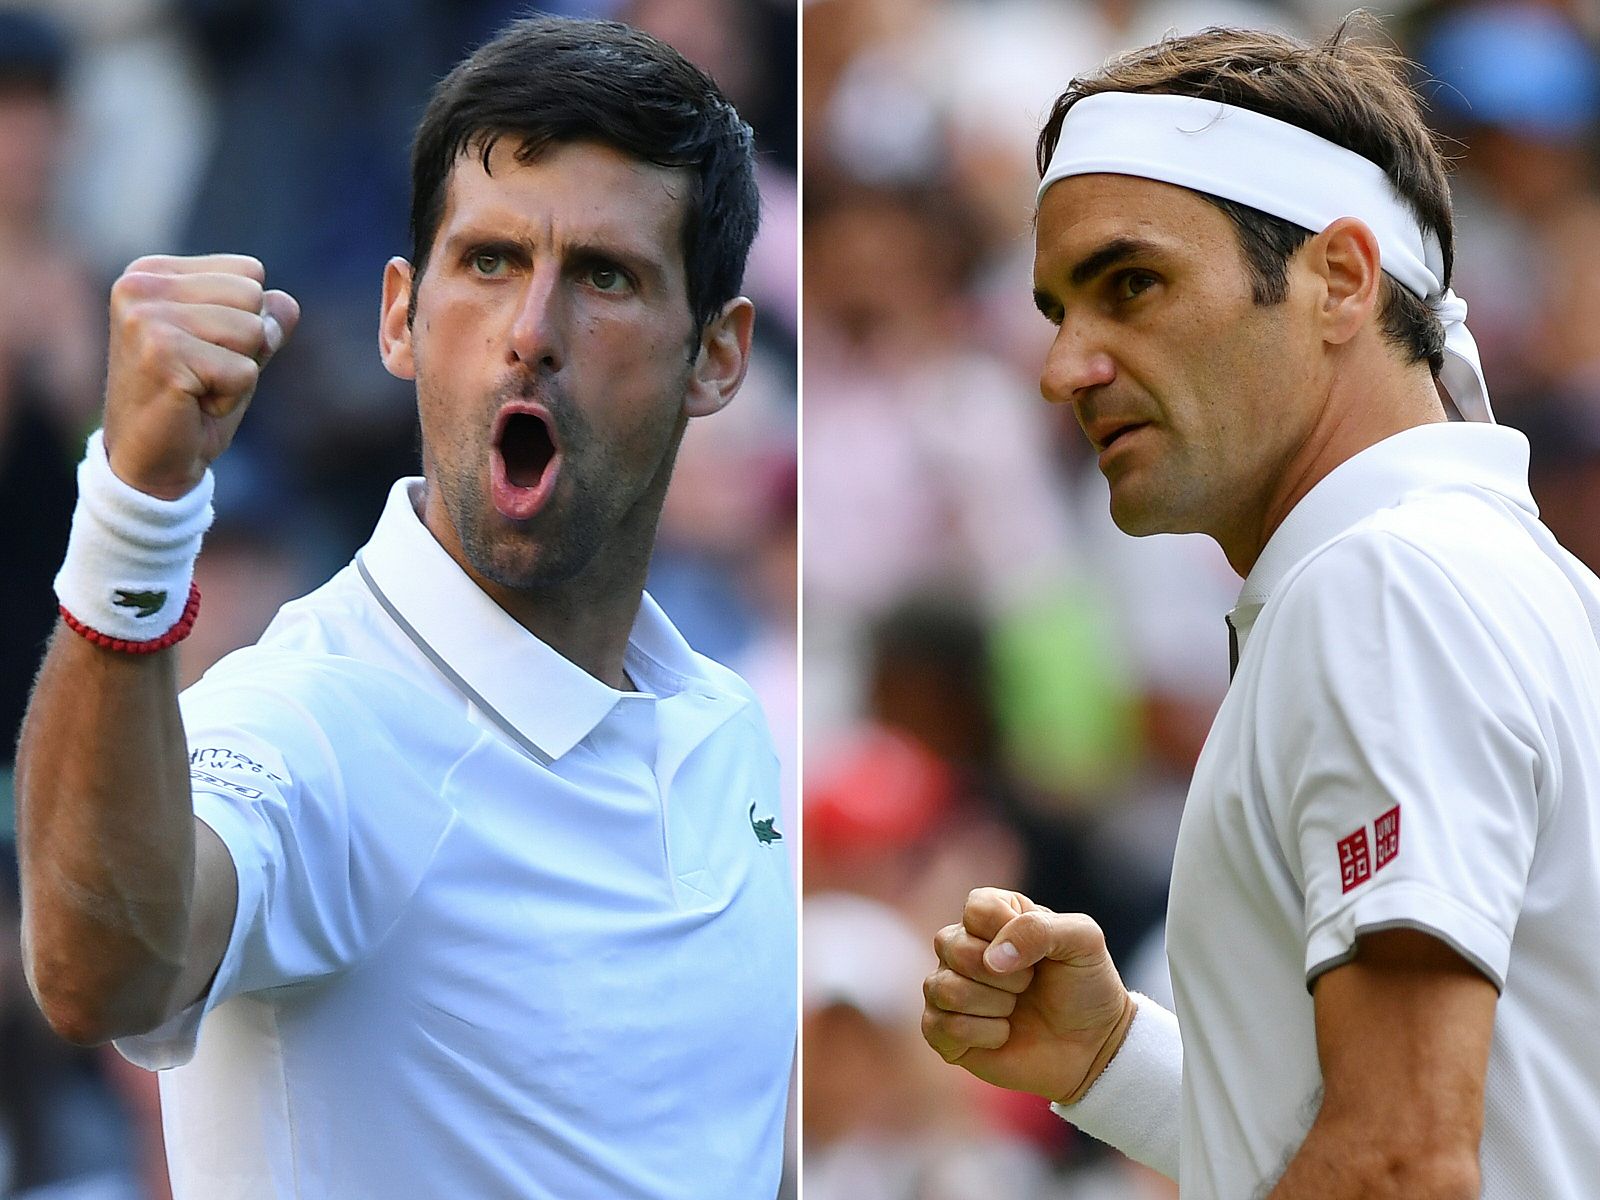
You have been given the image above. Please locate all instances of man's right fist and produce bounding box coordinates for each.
[921,887,1132,1103]
[101,254,300,500]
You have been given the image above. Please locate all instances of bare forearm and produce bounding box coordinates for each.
[1266,1113,1480,1200]
[16,626,196,1042]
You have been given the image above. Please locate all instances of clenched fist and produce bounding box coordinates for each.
[101,254,300,500]
[921,887,1132,1103]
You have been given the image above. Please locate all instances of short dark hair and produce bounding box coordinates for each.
[409,16,759,331]
[1037,23,1453,373]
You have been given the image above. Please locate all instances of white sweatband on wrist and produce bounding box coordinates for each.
[1050,992,1182,1181]
[53,429,214,641]
[1037,91,1493,425]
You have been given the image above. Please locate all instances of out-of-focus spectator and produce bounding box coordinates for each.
[0,9,103,802]
[805,891,1063,1200]
[1415,1,1600,420]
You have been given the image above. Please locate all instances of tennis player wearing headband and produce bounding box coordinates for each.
[922,26,1600,1199]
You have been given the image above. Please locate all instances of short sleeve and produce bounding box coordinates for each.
[116,666,456,1069]
[1255,529,1547,991]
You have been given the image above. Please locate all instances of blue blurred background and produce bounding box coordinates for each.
[0,2,795,1196]
[801,1,1600,1197]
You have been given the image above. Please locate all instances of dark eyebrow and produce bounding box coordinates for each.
[1068,237,1163,287]
[1035,235,1167,319]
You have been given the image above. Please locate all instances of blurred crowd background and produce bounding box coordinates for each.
[802,0,1600,1196]
[0,1,795,1196]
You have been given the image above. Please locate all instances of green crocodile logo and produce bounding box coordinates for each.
[749,801,782,845]
[112,588,166,619]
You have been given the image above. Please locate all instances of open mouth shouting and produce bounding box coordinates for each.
[490,403,562,520]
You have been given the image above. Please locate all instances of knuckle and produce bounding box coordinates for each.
[966,885,1001,909]
[124,254,172,276]
[1009,909,1049,946]
[111,271,160,309]
[227,355,261,393]
[138,322,181,366]
[160,361,195,396]
[979,1018,1010,1049]
[1063,912,1107,954]
[236,276,265,308]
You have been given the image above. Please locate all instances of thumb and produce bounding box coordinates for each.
[983,909,1106,975]
[259,289,302,365]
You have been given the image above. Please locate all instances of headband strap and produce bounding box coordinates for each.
[1037,92,1492,423]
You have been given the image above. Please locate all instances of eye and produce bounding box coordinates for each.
[1113,270,1158,302]
[587,264,628,293]
[471,250,509,277]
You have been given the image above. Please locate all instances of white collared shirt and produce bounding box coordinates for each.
[1167,423,1600,1198]
[116,479,796,1200]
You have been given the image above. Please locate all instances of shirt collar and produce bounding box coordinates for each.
[355,479,734,762]
[1235,422,1535,621]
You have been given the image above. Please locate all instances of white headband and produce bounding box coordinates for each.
[1037,92,1492,423]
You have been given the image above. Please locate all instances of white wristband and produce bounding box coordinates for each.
[53,429,214,640]
[1050,992,1182,1181]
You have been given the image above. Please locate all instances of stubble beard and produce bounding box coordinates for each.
[427,373,685,597]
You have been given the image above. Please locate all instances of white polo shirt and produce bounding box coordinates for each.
[1166,423,1600,1198]
[116,479,796,1199]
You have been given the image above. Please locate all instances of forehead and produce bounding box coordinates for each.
[1033,173,1239,280]
[437,138,690,264]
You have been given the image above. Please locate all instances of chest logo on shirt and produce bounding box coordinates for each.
[1337,804,1401,893]
[749,801,783,845]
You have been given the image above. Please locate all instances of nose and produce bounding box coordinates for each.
[509,265,564,373]
[1039,321,1115,406]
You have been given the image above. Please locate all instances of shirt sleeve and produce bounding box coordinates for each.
[1255,528,1548,991]
[116,665,456,1069]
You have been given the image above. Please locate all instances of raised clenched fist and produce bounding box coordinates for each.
[101,254,300,500]
[921,887,1132,1103]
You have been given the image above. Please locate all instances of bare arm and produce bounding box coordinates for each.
[1266,928,1496,1200]
[17,631,237,1042]
[16,253,299,1044]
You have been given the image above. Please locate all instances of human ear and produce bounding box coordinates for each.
[378,257,417,381]
[685,297,755,418]
[1311,218,1383,348]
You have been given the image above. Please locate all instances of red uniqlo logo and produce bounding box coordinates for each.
[1338,827,1371,893]
[1374,805,1401,871]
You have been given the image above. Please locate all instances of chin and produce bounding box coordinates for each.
[467,533,590,593]
[1107,492,1163,537]
[1106,490,1197,539]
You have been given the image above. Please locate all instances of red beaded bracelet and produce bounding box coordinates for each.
[59,581,202,654]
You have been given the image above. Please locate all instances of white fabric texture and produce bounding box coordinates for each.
[53,428,214,639]
[1051,993,1182,1179]
[114,479,797,1200]
[1167,424,1600,1198]
[1037,91,1492,423]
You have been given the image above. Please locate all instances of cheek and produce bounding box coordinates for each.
[584,318,691,419]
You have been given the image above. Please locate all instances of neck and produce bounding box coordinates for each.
[479,553,652,692]
[1217,361,1447,577]
[422,472,673,693]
